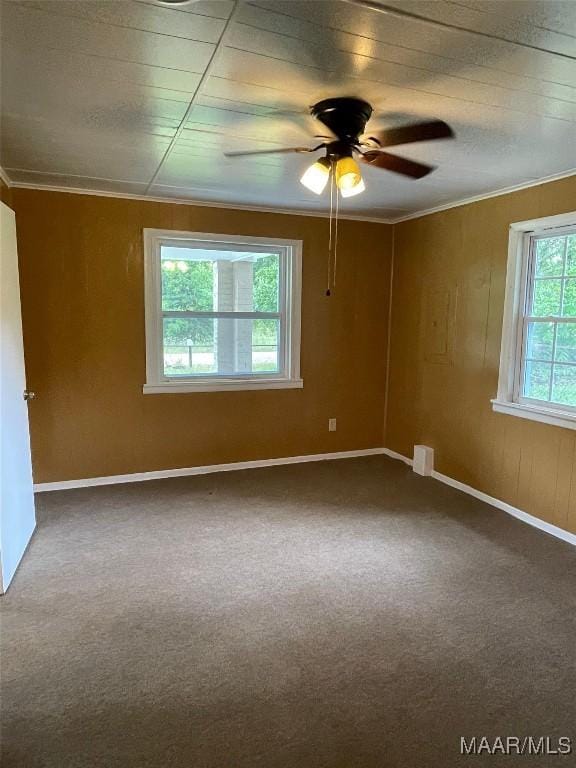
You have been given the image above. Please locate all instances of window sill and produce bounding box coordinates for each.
[143,377,304,394]
[491,399,576,431]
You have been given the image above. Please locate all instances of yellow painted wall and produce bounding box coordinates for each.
[13,189,393,483]
[12,175,576,536]
[386,175,576,534]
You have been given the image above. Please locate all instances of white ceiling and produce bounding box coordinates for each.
[1,0,575,221]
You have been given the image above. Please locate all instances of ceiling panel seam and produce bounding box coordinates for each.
[341,0,576,62]
[4,39,206,77]
[134,0,232,21]
[208,74,310,100]
[246,2,576,91]
[234,19,576,105]
[220,45,576,124]
[14,2,222,45]
[445,0,576,40]
[144,0,242,194]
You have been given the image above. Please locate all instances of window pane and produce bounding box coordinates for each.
[163,318,279,376]
[523,361,552,401]
[517,233,576,409]
[562,278,576,317]
[551,364,576,406]
[253,254,280,312]
[530,279,561,316]
[161,247,280,314]
[525,322,554,361]
[567,235,576,276]
[161,247,214,312]
[534,236,565,277]
[163,318,216,376]
[252,319,279,372]
[556,324,576,363]
[209,253,279,313]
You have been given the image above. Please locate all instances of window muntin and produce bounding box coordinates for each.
[144,231,302,393]
[518,228,576,411]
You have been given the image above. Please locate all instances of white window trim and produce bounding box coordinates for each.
[493,210,576,430]
[143,229,303,394]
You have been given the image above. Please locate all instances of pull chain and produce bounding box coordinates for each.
[333,181,340,291]
[326,160,334,296]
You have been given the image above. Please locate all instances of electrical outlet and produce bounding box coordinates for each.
[328,418,337,432]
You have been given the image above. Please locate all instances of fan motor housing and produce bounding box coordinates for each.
[311,97,373,141]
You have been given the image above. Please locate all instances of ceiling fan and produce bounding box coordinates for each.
[224,97,455,198]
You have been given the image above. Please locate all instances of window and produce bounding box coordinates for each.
[493,212,576,430]
[143,230,302,393]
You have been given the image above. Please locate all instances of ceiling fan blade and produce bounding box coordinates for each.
[224,146,318,158]
[364,120,454,148]
[359,150,435,178]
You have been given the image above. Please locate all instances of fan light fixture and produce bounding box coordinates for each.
[300,155,365,196]
[335,156,362,191]
[300,158,331,195]
[341,178,366,198]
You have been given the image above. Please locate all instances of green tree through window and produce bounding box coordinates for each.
[162,261,214,346]
[524,233,576,406]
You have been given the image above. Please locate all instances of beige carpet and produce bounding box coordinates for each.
[1,455,575,767]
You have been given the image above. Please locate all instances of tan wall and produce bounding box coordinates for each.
[387,175,576,534]
[13,189,393,483]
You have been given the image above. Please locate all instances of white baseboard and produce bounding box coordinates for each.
[430,468,576,547]
[381,447,413,466]
[33,447,387,492]
[382,447,576,547]
[33,445,576,547]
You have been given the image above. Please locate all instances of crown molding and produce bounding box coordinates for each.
[7,180,396,224]
[0,166,12,187]
[390,167,576,224]
[8,166,576,227]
